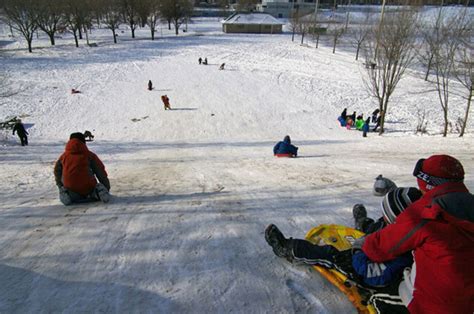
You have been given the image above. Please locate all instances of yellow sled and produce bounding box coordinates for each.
[305,224,377,314]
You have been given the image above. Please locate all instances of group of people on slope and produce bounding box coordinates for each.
[338,108,382,136]
[265,154,473,313]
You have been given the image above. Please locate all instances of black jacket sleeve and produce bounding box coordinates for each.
[54,160,63,187]
[90,157,110,191]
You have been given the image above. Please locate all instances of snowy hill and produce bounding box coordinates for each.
[0,18,472,313]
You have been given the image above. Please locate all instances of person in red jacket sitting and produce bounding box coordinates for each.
[360,155,474,314]
[54,132,111,205]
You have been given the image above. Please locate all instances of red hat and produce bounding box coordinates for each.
[413,155,464,191]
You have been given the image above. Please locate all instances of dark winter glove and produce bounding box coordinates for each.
[332,249,354,274]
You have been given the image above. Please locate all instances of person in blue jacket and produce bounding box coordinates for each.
[273,135,298,157]
[265,187,422,288]
[362,117,370,137]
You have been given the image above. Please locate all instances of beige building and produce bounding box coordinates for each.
[222,13,284,34]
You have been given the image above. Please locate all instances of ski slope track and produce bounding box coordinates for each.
[0,16,473,313]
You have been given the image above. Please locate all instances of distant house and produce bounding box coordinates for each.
[222,13,284,34]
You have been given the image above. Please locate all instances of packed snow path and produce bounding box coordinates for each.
[1,18,473,313]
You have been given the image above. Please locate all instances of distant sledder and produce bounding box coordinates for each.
[273,135,298,158]
[161,95,171,110]
[54,132,111,205]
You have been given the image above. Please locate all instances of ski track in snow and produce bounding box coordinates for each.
[1,15,473,313]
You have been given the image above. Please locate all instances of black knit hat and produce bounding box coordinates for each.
[69,132,86,143]
[381,187,422,224]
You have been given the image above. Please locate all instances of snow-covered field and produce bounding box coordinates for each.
[0,17,472,313]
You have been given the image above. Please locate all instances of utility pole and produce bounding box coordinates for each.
[314,0,320,24]
[374,0,386,59]
[344,0,351,31]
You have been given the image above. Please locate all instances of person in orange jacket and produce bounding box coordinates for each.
[54,132,110,205]
[161,95,171,110]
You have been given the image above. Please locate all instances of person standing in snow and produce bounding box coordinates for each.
[360,155,474,313]
[355,115,365,130]
[54,132,111,205]
[198,57,202,65]
[161,95,171,110]
[265,187,421,290]
[373,110,383,132]
[340,108,347,121]
[371,109,380,123]
[362,117,370,137]
[273,135,298,157]
[148,80,153,91]
[203,58,208,65]
[12,119,28,146]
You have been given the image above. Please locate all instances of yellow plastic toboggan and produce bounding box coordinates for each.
[305,224,377,314]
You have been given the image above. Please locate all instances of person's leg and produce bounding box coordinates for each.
[292,239,339,266]
[23,135,28,145]
[265,224,338,265]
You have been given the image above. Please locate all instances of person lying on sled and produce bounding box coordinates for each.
[265,187,422,288]
[273,135,298,158]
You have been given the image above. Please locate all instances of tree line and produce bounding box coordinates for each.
[1,0,194,52]
[290,3,472,137]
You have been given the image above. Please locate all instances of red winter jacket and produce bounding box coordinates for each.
[54,139,110,196]
[362,182,474,314]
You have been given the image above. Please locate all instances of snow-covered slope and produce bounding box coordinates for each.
[0,18,472,313]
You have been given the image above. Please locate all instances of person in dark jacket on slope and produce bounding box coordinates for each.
[12,119,28,146]
[361,155,474,314]
[273,135,298,157]
[54,132,111,205]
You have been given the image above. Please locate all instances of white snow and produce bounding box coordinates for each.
[0,16,472,313]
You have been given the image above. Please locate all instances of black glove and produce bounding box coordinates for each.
[332,249,353,274]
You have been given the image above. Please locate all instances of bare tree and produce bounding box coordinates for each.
[160,0,193,36]
[136,0,151,28]
[330,23,345,54]
[3,0,38,53]
[362,9,418,134]
[417,24,436,81]
[103,0,122,44]
[348,12,373,60]
[453,39,473,137]
[64,0,90,47]
[36,0,64,46]
[148,0,161,40]
[428,7,470,137]
[289,7,300,42]
[217,0,229,18]
[298,19,310,45]
[235,0,258,12]
[121,0,138,38]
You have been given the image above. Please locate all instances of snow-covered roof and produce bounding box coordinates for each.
[222,13,284,25]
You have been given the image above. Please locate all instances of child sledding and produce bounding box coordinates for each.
[273,135,298,158]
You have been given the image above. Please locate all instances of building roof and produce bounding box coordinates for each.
[222,13,284,25]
